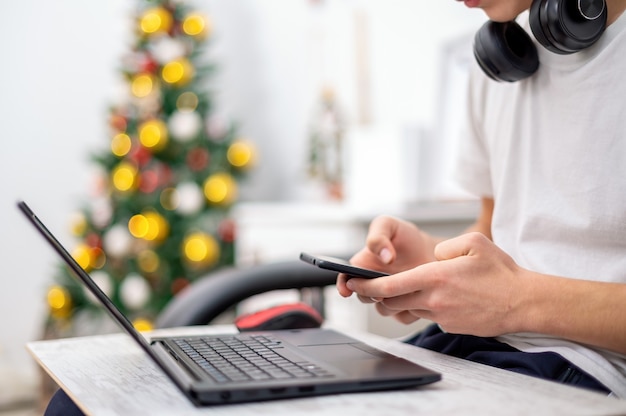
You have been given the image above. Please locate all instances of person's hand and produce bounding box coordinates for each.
[342,232,528,337]
[336,215,438,300]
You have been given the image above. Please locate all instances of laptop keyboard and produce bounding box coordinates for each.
[175,335,334,384]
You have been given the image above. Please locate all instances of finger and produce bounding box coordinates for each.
[336,273,353,298]
[338,273,386,302]
[364,216,399,265]
[343,250,387,282]
[349,248,386,271]
[379,291,432,314]
[346,266,433,299]
[374,301,397,317]
[356,294,380,304]
[375,305,422,325]
[434,232,487,261]
[393,310,422,325]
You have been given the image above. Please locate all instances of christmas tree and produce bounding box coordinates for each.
[45,0,254,335]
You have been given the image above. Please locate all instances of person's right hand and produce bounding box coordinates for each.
[336,215,439,299]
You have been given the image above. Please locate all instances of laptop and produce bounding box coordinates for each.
[18,201,440,405]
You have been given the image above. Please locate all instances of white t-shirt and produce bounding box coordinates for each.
[454,11,626,397]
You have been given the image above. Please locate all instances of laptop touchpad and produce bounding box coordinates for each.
[299,343,388,361]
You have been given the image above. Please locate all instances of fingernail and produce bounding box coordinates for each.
[346,280,355,291]
[380,248,392,264]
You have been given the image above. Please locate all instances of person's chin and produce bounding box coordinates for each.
[483,8,522,22]
[454,0,529,22]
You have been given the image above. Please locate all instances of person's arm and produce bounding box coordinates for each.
[446,197,626,354]
[341,197,626,355]
[426,232,626,355]
[345,228,626,356]
[512,269,626,355]
[464,197,493,239]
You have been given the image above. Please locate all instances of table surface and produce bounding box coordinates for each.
[27,325,626,416]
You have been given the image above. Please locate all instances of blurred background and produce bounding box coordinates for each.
[0,0,486,412]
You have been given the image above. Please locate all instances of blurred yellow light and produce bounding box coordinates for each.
[203,173,237,205]
[72,244,92,271]
[160,187,178,210]
[112,162,138,192]
[183,232,219,266]
[47,286,70,311]
[129,211,168,242]
[182,13,210,37]
[162,59,193,86]
[144,215,159,241]
[131,74,154,98]
[69,213,87,237]
[128,214,149,238]
[227,141,254,168]
[139,119,168,151]
[143,211,169,241]
[138,249,160,273]
[89,247,106,269]
[111,133,132,157]
[176,92,198,111]
[133,318,153,332]
[140,7,172,35]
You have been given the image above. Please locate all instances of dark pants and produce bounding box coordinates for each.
[44,388,84,416]
[45,324,611,415]
[406,323,611,394]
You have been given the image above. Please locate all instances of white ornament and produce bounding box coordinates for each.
[84,271,113,304]
[168,110,201,142]
[149,35,187,64]
[102,225,133,257]
[206,114,227,141]
[120,273,151,310]
[175,182,204,215]
[90,197,113,229]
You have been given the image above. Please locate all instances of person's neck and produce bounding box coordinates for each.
[607,0,626,25]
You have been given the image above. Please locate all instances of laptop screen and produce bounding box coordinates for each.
[18,201,161,355]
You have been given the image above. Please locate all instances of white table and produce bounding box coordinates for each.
[27,325,626,416]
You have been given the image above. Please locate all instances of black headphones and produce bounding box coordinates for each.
[473,0,607,82]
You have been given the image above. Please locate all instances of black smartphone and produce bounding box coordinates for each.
[299,252,388,279]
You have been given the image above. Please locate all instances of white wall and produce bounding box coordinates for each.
[0,0,133,404]
[0,0,485,405]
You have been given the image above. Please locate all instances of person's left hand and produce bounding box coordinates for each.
[345,232,529,337]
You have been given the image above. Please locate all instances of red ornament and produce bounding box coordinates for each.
[85,233,102,248]
[109,114,127,132]
[128,144,152,167]
[186,147,210,172]
[171,277,190,295]
[218,218,236,243]
[139,55,159,74]
[159,165,173,187]
[138,169,159,194]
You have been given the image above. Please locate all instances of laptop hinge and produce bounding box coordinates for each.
[151,341,201,386]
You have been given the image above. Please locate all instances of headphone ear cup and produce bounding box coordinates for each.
[473,20,539,82]
[529,0,607,54]
[529,0,555,52]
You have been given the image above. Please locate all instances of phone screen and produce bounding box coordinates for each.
[299,252,388,279]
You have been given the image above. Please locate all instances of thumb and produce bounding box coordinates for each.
[434,232,487,261]
[378,247,393,264]
[365,215,401,264]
